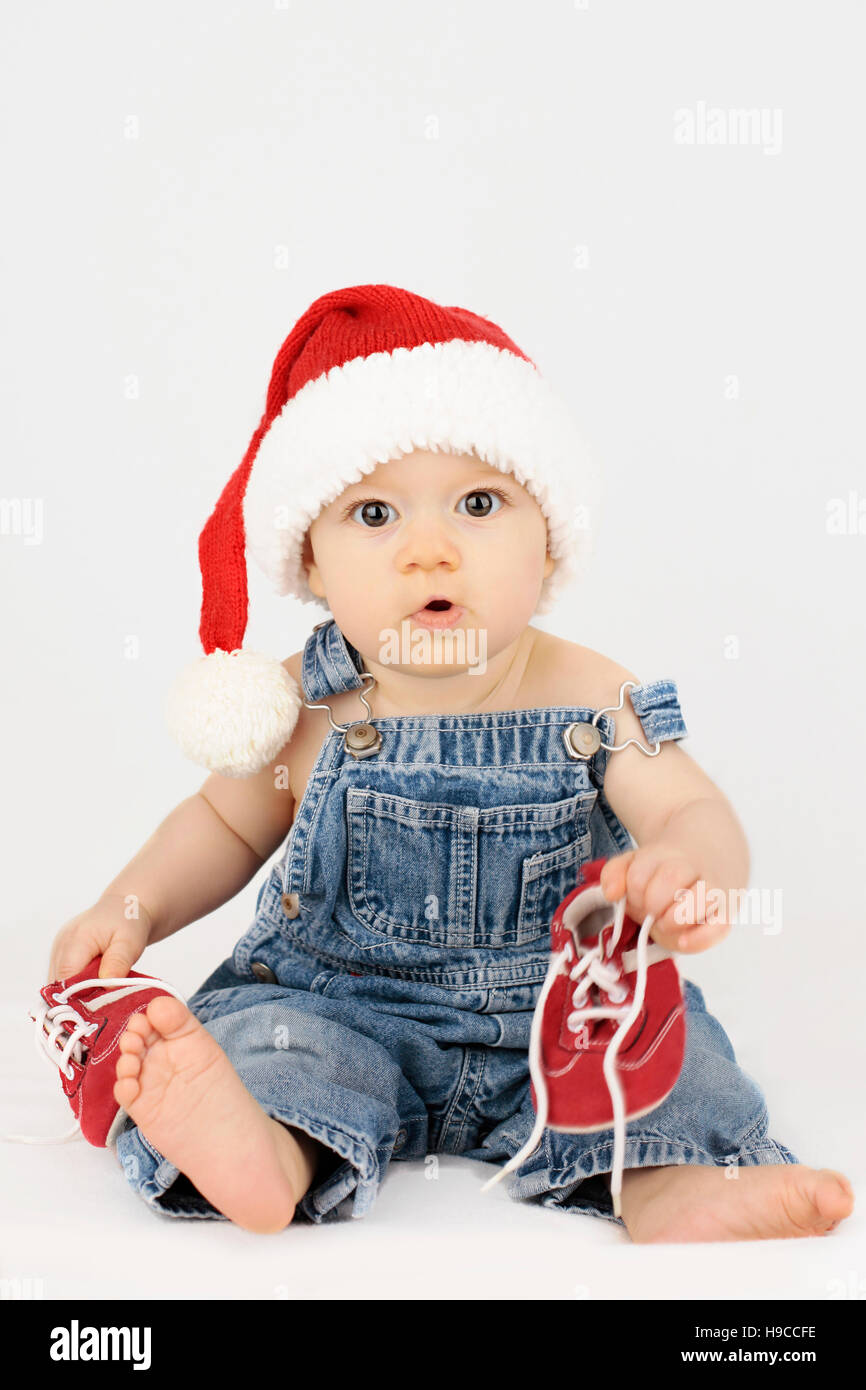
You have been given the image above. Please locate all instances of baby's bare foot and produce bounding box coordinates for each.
[114,995,314,1233]
[616,1162,854,1243]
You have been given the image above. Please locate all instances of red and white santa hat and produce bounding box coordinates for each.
[165,283,601,778]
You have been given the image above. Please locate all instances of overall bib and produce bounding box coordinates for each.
[115,620,798,1225]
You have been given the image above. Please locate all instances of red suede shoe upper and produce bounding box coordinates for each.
[35,956,182,1147]
[531,858,686,1132]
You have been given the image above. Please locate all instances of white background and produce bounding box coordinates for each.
[1,0,864,1301]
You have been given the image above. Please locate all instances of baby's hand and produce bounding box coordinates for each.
[599,848,731,955]
[47,895,152,985]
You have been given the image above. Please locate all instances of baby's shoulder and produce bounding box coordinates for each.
[528,629,641,711]
[281,649,304,686]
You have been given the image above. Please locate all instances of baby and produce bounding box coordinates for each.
[48,283,852,1241]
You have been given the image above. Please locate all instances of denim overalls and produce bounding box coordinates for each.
[115,619,798,1225]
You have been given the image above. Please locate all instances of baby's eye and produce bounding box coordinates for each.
[456,488,506,519]
[345,499,397,528]
[342,487,508,529]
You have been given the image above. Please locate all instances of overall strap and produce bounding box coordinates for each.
[627,679,689,745]
[300,619,367,702]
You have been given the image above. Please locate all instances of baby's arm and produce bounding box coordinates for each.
[106,759,295,945]
[591,660,749,955]
[48,655,300,982]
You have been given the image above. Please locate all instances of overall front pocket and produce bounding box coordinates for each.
[476,794,595,947]
[346,785,596,949]
[346,788,467,948]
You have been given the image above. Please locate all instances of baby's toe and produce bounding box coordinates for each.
[117,1027,145,1054]
[816,1170,855,1224]
[113,1075,140,1108]
[144,995,193,1039]
[115,1052,141,1080]
[120,1011,155,1044]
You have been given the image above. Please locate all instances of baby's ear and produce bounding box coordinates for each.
[302,530,327,600]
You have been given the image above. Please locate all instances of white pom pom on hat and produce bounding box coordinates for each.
[165,649,303,780]
[165,283,600,778]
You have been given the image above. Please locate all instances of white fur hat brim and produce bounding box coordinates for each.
[242,338,601,617]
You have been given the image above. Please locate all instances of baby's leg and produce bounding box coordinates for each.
[114,995,329,1233]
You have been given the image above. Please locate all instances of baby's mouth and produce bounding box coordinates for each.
[408,599,466,627]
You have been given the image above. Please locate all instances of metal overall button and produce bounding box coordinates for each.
[280,892,300,918]
[251,961,277,983]
[345,722,382,758]
[393,1129,408,1152]
[563,681,662,761]
[563,722,601,759]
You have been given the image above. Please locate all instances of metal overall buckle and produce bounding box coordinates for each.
[563,680,661,761]
[302,672,382,760]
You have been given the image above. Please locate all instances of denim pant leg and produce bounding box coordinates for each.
[113,957,431,1225]
[469,978,800,1228]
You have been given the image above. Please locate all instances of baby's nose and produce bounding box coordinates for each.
[396,516,461,570]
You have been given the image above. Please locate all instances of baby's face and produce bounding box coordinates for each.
[302,449,554,675]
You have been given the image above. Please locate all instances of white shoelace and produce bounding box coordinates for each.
[1,975,187,1145]
[481,896,665,1218]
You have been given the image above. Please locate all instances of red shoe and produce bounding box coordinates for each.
[1,955,187,1148]
[481,857,686,1216]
